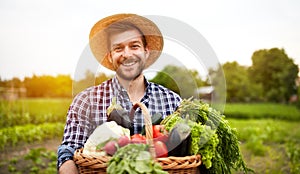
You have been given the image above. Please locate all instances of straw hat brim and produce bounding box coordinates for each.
[89,13,163,71]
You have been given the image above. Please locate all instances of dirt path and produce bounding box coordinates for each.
[0,138,61,161]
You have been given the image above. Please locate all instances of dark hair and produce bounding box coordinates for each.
[105,21,147,50]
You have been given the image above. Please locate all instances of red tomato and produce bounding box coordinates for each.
[131,134,146,144]
[155,134,168,143]
[152,125,168,143]
[152,125,167,137]
[154,141,168,158]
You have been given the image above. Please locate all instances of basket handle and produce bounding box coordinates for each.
[131,102,156,159]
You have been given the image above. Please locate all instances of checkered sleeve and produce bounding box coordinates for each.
[57,89,92,169]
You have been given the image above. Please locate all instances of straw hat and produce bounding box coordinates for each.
[89,13,164,71]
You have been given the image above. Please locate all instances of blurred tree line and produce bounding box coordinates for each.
[0,47,298,103]
[209,48,299,103]
[0,73,112,98]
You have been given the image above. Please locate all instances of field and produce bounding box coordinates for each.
[0,99,299,173]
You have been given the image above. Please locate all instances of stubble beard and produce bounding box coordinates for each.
[115,58,145,81]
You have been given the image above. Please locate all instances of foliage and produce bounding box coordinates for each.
[249,48,299,103]
[150,65,206,99]
[23,74,73,98]
[0,71,112,98]
[222,61,263,102]
[228,119,300,174]
[0,122,64,150]
[0,98,71,128]
[207,47,299,103]
[224,103,300,121]
[73,70,112,97]
[286,142,300,174]
[190,123,219,169]
[207,64,227,104]
[1,148,57,174]
[161,99,251,174]
[107,144,167,174]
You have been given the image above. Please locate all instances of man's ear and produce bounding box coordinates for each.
[108,53,113,63]
[144,46,150,59]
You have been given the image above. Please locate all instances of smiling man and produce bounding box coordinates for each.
[107,22,150,102]
[57,13,182,173]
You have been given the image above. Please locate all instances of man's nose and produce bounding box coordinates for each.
[122,46,133,58]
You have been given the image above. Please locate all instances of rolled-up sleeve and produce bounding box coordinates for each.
[57,144,76,169]
[57,92,91,169]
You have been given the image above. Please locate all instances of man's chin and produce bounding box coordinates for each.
[117,72,142,81]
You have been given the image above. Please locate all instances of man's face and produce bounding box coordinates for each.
[108,29,149,81]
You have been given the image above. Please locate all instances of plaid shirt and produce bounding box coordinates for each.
[57,76,181,169]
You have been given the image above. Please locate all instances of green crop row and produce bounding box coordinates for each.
[228,119,300,173]
[0,122,64,150]
[0,98,71,128]
[224,103,300,121]
[0,147,57,174]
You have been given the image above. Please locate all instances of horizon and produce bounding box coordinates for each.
[1,0,299,80]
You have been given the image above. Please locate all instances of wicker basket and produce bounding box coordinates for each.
[73,102,202,174]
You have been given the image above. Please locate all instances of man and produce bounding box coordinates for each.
[57,13,182,173]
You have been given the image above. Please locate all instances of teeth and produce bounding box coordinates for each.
[122,59,137,66]
[123,62,135,66]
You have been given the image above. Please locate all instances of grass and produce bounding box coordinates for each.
[0,98,71,127]
[224,103,300,121]
[228,119,300,174]
[0,122,64,150]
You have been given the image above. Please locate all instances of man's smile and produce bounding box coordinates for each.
[121,59,139,67]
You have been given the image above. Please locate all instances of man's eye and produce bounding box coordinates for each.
[131,44,141,49]
[113,47,122,52]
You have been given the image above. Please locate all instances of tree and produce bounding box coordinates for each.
[150,65,204,99]
[52,75,72,98]
[222,61,263,102]
[72,70,112,96]
[23,74,73,98]
[249,48,299,102]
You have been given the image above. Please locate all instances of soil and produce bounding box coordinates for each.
[0,138,61,161]
[0,138,61,174]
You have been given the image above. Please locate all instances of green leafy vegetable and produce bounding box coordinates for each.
[107,144,167,174]
[161,98,253,174]
[189,122,219,169]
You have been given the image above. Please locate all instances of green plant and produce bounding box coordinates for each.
[2,148,58,174]
[286,142,300,174]
[224,103,300,121]
[0,122,64,150]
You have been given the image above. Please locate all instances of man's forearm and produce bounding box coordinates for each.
[59,160,78,174]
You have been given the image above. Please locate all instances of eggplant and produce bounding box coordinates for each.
[151,113,163,125]
[107,97,134,134]
[107,109,133,133]
[166,123,191,157]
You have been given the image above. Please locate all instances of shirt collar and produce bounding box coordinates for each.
[112,75,150,94]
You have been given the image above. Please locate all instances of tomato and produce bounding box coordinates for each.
[154,141,168,158]
[131,134,146,144]
[153,125,167,137]
[152,125,168,143]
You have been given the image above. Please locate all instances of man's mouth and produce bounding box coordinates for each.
[121,59,138,67]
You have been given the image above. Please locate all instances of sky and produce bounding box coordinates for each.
[0,0,300,80]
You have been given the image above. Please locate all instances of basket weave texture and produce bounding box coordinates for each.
[73,102,202,174]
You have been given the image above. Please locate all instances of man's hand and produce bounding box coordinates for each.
[59,160,78,174]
